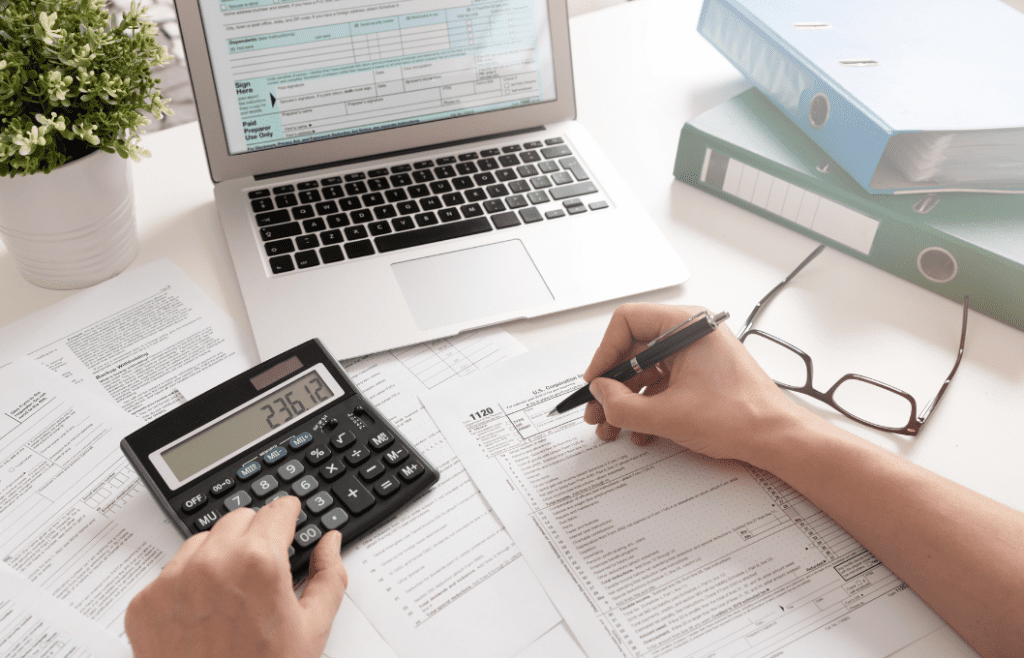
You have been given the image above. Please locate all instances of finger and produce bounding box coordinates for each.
[631,431,658,447]
[160,532,209,578]
[300,531,348,626]
[589,377,663,437]
[596,421,622,442]
[247,495,302,553]
[583,400,605,426]
[207,505,258,538]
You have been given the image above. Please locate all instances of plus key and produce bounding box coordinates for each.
[331,475,375,515]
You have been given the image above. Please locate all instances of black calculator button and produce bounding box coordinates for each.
[288,546,295,558]
[306,445,331,465]
[224,490,253,512]
[263,446,289,465]
[237,461,261,481]
[295,524,322,548]
[194,509,221,531]
[344,446,370,466]
[289,432,314,450]
[210,478,235,498]
[292,475,319,497]
[321,508,349,531]
[278,459,305,482]
[265,491,289,505]
[330,432,356,451]
[306,491,334,515]
[297,509,307,525]
[333,476,376,516]
[359,461,385,482]
[398,460,425,483]
[319,459,346,482]
[368,431,394,451]
[181,492,206,514]
[374,476,401,498]
[383,445,409,466]
[252,475,279,497]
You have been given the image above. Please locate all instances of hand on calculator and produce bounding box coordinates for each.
[125,496,348,658]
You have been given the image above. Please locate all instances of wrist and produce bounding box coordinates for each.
[741,404,838,474]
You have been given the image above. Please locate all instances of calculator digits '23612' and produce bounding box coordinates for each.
[121,339,439,582]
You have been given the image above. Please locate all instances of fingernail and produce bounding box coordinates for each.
[589,380,604,404]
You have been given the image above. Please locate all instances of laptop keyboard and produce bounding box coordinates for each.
[246,137,610,275]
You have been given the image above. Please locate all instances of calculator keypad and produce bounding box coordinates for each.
[166,400,437,583]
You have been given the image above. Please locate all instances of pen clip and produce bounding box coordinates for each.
[647,310,709,348]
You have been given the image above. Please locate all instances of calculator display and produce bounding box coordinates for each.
[160,371,335,481]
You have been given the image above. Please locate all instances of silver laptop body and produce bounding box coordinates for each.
[176,0,689,359]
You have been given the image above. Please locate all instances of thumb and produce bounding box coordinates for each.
[589,377,659,434]
[299,531,348,624]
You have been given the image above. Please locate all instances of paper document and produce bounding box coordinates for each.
[422,332,972,658]
[0,564,132,658]
[0,360,181,636]
[0,259,259,420]
[324,328,561,658]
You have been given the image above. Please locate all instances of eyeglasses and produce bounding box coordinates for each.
[737,245,968,436]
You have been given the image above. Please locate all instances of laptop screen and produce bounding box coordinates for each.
[197,0,558,155]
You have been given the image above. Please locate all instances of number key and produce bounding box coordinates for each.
[295,524,322,548]
[292,475,319,497]
[224,490,253,512]
[306,445,331,465]
[278,459,305,482]
[306,491,334,515]
[251,474,279,497]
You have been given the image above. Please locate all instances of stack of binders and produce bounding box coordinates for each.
[674,0,1024,330]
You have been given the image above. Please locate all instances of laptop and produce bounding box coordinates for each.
[176,0,689,359]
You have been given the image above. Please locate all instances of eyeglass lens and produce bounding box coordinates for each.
[742,333,915,429]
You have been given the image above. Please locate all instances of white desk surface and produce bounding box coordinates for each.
[2,0,1021,521]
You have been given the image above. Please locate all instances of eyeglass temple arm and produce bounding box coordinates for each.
[918,296,969,423]
[739,245,826,336]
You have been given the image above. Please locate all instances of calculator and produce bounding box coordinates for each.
[121,339,439,581]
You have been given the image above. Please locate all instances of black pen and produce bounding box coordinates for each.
[547,310,730,416]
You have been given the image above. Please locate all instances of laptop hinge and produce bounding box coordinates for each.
[254,127,546,181]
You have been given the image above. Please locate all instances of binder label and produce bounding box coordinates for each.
[701,148,879,255]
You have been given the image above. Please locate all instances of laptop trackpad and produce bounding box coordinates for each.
[392,240,554,330]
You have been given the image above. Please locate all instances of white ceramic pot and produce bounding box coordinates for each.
[0,148,138,289]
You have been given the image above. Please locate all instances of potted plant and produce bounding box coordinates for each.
[0,0,172,289]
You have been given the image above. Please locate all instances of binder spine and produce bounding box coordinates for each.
[697,0,893,193]
[675,124,1024,331]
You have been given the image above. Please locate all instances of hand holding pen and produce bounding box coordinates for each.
[550,308,729,415]
[572,303,797,456]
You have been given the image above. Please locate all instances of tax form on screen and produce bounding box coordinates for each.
[420,332,978,658]
[199,0,557,154]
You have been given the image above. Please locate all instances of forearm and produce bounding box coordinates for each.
[750,410,1024,658]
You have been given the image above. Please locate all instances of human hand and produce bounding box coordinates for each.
[126,496,348,658]
[583,303,813,463]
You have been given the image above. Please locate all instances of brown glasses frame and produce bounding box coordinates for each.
[737,245,968,436]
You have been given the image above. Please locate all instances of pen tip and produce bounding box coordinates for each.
[547,408,560,417]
